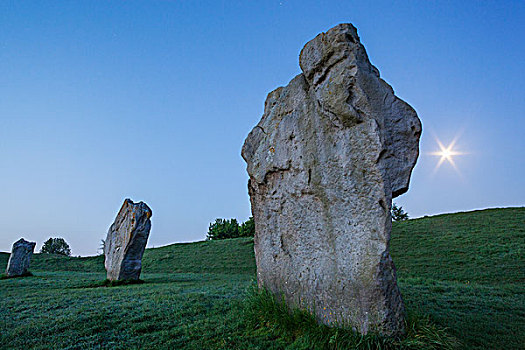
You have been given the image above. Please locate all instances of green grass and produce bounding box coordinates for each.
[390,207,525,349]
[0,207,523,349]
[244,285,459,349]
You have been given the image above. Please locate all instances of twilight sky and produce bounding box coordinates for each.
[1,1,524,256]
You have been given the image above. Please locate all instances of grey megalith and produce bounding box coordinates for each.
[6,238,36,277]
[104,199,152,281]
[242,23,421,336]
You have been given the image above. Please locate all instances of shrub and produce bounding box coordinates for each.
[392,203,409,221]
[207,217,255,240]
[207,218,240,240]
[239,217,255,238]
[40,237,71,256]
[98,239,106,254]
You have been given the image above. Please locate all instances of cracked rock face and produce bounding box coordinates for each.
[6,238,36,277]
[104,199,152,281]
[241,23,421,336]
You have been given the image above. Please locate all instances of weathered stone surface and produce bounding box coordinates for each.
[6,238,36,277]
[104,199,152,281]
[242,23,421,336]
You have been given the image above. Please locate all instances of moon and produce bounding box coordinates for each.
[430,138,465,171]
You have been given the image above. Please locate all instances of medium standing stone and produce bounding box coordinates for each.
[5,238,36,277]
[104,199,152,281]
[241,24,421,336]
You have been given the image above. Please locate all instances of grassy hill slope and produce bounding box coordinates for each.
[0,238,256,276]
[391,207,524,348]
[391,207,524,284]
[0,207,523,349]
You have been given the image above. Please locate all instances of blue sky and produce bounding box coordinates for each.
[1,1,524,256]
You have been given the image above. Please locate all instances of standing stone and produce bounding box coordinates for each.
[241,23,421,336]
[104,199,152,281]
[5,238,36,277]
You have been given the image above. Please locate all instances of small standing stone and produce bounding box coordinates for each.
[104,199,152,281]
[5,238,36,277]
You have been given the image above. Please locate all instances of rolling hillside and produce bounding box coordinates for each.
[0,207,523,349]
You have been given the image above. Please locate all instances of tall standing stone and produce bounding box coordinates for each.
[5,238,36,277]
[241,24,421,336]
[104,199,152,281]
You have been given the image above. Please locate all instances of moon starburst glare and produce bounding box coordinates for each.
[430,138,465,173]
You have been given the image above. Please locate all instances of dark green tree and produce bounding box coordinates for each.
[239,217,255,237]
[98,239,106,254]
[392,203,409,221]
[206,218,240,240]
[40,237,72,256]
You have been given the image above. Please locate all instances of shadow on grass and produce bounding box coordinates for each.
[0,272,34,280]
[75,274,203,289]
[79,279,145,289]
[143,274,214,285]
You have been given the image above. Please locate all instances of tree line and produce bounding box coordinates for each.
[206,217,255,240]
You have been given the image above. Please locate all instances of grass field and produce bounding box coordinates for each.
[0,207,523,349]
